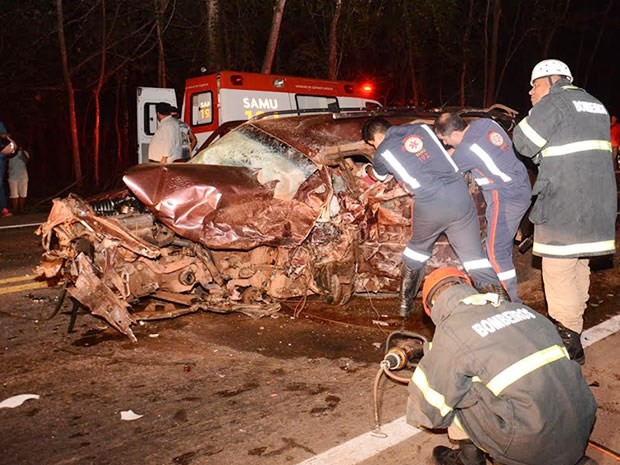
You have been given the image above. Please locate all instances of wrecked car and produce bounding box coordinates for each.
[36,105,518,341]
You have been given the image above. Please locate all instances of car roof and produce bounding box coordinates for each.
[239,105,517,166]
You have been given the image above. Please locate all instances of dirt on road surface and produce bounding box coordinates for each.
[0,217,619,465]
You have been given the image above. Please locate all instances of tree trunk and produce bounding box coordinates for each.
[327,0,342,80]
[482,0,490,106]
[459,0,475,106]
[574,30,585,78]
[114,73,122,172]
[56,0,82,187]
[485,0,501,106]
[401,0,419,106]
[93,0,107,187]
[153,0,168,87]
[495,0,526,101]
[205,0,220,71]
[407,49,420,107]
[223,16,232,70]
[405,34,419,106]
[119,70,130,169]
[543,0,571,57]
[93,91,101,186]
[583,0,613,87]
[261,0,287,74]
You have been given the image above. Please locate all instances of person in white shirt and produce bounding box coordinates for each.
[0,121,16,217]
[147,102,182,163]
[8,145,29,213]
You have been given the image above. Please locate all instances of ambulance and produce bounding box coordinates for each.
[137,70,380,163]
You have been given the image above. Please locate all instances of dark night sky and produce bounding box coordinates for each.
[0,0,619,197]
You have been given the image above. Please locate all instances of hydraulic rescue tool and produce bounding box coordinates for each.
[372,330,427,432]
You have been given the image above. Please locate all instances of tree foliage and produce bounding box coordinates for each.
[0,0,617,193]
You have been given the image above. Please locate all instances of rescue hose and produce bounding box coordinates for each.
[588,439,620,462]
[371,365,384,432]
[372,361,412,432]
[373,331,426,432]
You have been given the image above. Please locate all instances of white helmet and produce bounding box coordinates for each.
[530,59,573,85]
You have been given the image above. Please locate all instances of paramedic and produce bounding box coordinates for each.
[362,117,505,318]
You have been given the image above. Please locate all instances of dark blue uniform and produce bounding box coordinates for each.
[451,119,531,302]
[373,123,500,289]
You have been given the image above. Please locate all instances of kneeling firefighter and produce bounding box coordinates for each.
[406,267,597,465]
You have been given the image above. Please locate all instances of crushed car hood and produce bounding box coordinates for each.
[123,163,328,250]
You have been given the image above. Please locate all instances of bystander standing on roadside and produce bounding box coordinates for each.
[8,145,30,214]
[0,120,17,217]
[512,59,617,364]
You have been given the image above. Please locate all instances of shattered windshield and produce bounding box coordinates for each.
[191,126,318,200]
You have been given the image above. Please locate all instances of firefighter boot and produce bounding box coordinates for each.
[399,266,423,318]
[432,440,486,465]
[478,284,511,303]
[554,321,585,365]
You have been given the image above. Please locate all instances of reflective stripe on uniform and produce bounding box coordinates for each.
[452,415,465,432]
[404,247,430,264]
[371,168,389,181]
[463,258,493,271]
[469,144,512,183]
[533,240,615,256]
[379,149,421,190]
[541,140,611,158]
[411,367,453,417]
[421,124,460,173]
[475,178,490,186]
[460,293,500,306]
[517,118,547,148]
[497,269,516,281]
[486,345,569,396]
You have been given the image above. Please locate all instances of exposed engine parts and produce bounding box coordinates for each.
[35,109,503,342]
[90,195,146,216]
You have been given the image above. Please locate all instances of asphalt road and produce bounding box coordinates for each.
[0,213,619,465]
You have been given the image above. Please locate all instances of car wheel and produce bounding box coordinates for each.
[325,274,354,306]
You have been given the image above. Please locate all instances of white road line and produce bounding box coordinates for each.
[582,314,620,347]
[0,222,43,230]
[294,315,620,465]
[295,417,421,465]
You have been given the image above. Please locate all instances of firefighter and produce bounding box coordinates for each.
[361,117,506,318]
[407,267,597,465]
[435,113,531,302]
[512,59,617,364]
